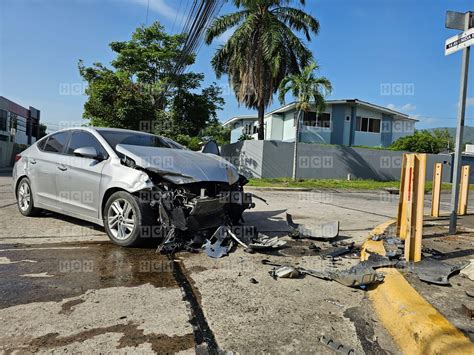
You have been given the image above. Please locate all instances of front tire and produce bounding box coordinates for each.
[103,191,154,247]
[16,177,41,216]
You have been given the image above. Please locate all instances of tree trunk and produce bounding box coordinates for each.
[292,110,302,180]
[257,103,265,140]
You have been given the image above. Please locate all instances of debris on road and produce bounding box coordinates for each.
[247,234,287,251]
[411,257,467,286]
[270,266,301,279]
[286,213,339,240]
[263,253,387,288]
[460,259,474,281]
[320,243,355,259]
[204,226,234,259]
[319,335,356,354]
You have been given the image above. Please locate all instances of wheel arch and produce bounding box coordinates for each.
[100,187,128,220]
[14,175,29,197]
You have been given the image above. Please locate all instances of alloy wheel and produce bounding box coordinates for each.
[107,198,136,240]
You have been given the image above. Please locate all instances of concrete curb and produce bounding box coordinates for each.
[362,221,474,354]
[245,186,391,193]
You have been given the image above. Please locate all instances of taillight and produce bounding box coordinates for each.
[15,154,22,162]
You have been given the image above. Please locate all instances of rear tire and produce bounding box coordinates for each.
[103,191,155,247]
[16,177,41,217]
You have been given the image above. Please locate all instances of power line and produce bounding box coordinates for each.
[145,0,150,25]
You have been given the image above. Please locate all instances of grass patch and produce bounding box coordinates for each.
[247,178,455,191]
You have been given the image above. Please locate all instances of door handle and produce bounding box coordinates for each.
[30,159,37,165]
[57,165,67,171]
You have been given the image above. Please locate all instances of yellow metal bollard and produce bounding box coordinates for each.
[458,165,470,216]
[431,163,443,217]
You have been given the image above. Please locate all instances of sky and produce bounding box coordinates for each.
[1,0,474,132]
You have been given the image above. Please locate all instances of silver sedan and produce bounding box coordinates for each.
[13,127,252,247]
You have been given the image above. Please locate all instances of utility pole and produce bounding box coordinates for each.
[445,11,474,234]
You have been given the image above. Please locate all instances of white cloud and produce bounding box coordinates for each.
[130,0,183,22]
[386,103,416,113]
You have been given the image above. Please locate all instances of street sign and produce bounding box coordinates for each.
[446,11,473,30]
[445,27,474,56]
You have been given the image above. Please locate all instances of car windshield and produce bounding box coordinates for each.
[98,130,184,152]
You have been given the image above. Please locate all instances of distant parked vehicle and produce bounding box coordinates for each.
[13,128,252,246]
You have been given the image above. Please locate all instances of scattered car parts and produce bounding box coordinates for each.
[263,255,385,288]
[460,259,474,281]
[286,213,339,240]
[411,257,467,286]
[248,234,287,251]
[319,335,356,355]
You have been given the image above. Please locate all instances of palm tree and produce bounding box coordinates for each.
[278,61,332,179]
[205,0,319,140]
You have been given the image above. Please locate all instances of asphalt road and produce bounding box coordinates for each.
[5,174,467,353]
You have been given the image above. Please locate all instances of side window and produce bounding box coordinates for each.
[44,132,70,153]
[66,131,108,158]
[37,137,47,150]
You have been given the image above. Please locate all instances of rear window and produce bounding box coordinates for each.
[98,130,181,152]
[43,132,70,153]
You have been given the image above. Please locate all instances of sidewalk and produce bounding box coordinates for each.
[408,215,474,341]
[362,215,474,353]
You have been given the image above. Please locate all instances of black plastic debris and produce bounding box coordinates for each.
[320,243,355,259]
[411,257,467,286]
[319,335,356,354]
[286,213,339,240]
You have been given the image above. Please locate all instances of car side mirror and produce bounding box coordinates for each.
[73,146,102,160]
[201,140,220,156]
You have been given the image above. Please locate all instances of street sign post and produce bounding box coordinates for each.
[446,11,473,234]
[445,27,474,56]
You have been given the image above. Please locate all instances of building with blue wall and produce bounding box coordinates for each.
[223,99,417,147]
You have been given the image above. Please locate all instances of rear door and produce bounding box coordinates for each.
[28,131,71,207]
[55,130,108,219]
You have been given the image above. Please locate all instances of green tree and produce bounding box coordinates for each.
[79,22,224,136]
[278,61,332,179]
[432,128,454,152]
[238,133,254,141]
[38,123,47,139]
[205,0,319,140]
[390,130,454,154]
[199,122,231,146]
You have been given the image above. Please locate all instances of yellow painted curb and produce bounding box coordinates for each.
[362,221,474,354]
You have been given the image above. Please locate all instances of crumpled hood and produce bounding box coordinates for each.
[116,144,240,185]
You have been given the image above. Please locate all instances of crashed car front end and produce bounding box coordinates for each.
[115,144,254,252]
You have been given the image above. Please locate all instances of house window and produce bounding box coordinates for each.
[0,110,7,132]
[356,116,380,133]
[253,126,258,134]
[316,113,331,128]
[302,112,331,128]
[243,124,253,135]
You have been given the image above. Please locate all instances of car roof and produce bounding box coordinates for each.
[48,127,157,136]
